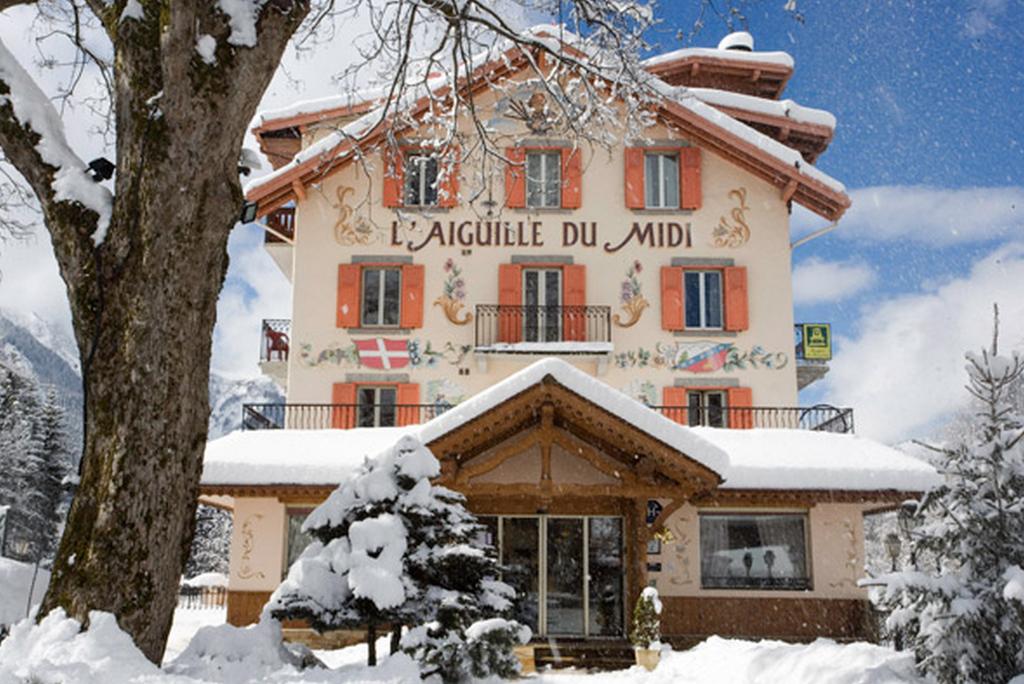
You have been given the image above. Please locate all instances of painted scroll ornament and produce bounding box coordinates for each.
[434,258,473,325]
[613,260,649,328]
[711,187,751,248]
[333,186,378,246]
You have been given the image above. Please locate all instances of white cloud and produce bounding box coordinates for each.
[0,230,74,339]
[790,185,1024,246]
[820,242,1024,443]
[792,257,875,305]
[964,0,1009,37]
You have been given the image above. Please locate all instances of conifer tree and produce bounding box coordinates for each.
[35,389,73,561]
[630,586,662,650]
[0,360,48,557]
[269,434,524,676]
[875,308,1024,683]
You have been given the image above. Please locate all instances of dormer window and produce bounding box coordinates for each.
[404,154,439,207]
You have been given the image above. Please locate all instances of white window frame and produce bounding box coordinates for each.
[360,267,402,327]
[644,151,679,209]
[356,385,398,427]
[687,389,728,428]
[684,269,723,330]
[526,150,562,209]
[404,154,439,207]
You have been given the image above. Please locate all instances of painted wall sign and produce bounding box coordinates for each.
[798,323,832,361]
[390,220,693,253]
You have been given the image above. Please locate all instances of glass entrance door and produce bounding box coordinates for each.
[491,515,624,637]
[523,268,562,342]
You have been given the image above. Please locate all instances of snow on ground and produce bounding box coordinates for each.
[163,607,228,664]
[0,557,49,628]
[1,604,925,684]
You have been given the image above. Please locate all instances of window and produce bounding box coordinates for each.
[684,270,723,329]
[526,151,561,208]
[404,154,439,206]
[361,267,401,327]
[284,509,314,576]
[522,268,562,342]
[688,390,726,428]
[699,514,810,590]
[357,385,397,427]
[644,152,679,209]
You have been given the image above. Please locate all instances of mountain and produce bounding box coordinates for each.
[0,309,283,452]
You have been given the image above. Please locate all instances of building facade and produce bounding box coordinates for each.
[201,31,938,648]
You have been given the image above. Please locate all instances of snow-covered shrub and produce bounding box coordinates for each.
[873,320,1024,683]
[269,434,525,675]
[403,616,527,683]
[630,586,662,649]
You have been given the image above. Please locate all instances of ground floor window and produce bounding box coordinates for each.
[477,515,624,638]
[699,513,810,590]
[688,390,727,427]
[284,508,315,577]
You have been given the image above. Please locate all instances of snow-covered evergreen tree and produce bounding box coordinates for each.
[35,389,73,561]
[874,311,1024,683]
[185,505,232,578]
[269,435,525,678]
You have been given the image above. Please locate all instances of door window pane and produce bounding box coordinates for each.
[588,517,624,636]
[522,269,562,342]
[356,386,397,427]
[502,518,540,634]
[700,514,810,590]
[546,518,584,635]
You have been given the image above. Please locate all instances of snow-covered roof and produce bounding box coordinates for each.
[691,427,942,492]
[641,45,794,70]
[688,88,837,130]
[202,359,939,494]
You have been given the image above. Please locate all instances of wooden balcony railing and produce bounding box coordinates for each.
[264,207,295,243]
[260,319,290,363]
[652,404,854,433]
[474,304,612,350]
[242,403,453,430]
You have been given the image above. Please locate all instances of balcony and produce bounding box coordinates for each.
[258,319,290,389]
[242,403,451,430]
[263,207,295,243]
[241,402,853,434]
[652,405,853,433]
[474,304,613,354]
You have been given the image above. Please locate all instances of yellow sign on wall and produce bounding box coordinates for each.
[801,323,832,361]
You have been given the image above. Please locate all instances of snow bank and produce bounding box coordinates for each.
[692,427,943,492]
[0,557,49,628]
[181,572,228,588]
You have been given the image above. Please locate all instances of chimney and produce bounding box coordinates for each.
[717,31,754,52]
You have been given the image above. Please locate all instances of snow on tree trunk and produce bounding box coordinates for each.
[873,309,1024,683]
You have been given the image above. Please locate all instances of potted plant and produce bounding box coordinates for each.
[629,586,663,671]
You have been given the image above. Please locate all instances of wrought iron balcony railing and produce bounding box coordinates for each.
[474,304,612,350]
[242,403,452,431]
[652,404,853,433]
[264,207,295,243]
[242,402,853,434]
[260,319,290,363]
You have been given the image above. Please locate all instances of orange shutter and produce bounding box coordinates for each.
[399,264,425,329]
[660,266,684,331]
[562,264,587,341]
[497,263,523,343]
[624,147,645,209]
[337,264,361,328]
[505,147,526,208]
[723,266,749,332]
[726,387,753,429]
[382,147,404,208]
[662,386,688,425]
[680,147,702,210]
[331,383,357,429]
[396,383,420,426]
[561,148,582,209]
[438,147,460,208]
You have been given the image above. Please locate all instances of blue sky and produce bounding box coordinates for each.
[0,2,1021,443]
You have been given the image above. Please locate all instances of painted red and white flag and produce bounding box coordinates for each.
[354,338,410,370]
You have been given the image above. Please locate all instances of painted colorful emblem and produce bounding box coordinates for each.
[353,338,410,369]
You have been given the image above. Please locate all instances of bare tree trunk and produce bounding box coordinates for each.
[390,622,402,654]
[0,1,309,663]
[367,622,378,666]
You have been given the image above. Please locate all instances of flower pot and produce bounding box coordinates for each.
[635,647,660,671]
[514,645,536,674]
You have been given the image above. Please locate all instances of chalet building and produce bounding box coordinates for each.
[201,29,940,651]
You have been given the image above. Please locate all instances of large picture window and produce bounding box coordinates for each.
[684,270,723,329]
[404,154,439,206]
[699,514,810,590]
[361,267,401,327]
[526,151,561,208]
[644,152,679,209]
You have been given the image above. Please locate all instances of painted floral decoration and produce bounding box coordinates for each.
[434,258,473,325]
[613,260,649,328]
